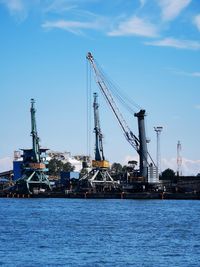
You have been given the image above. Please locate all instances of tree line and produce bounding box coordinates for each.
[48,158,176,180]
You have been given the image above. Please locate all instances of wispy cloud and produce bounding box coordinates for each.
[0,0,40,21]
[157,0,191,21]
[108,16,158,38]
[123,155,200,176]
[195,105,200,110]
[162,157,200,176]
[0,0,26,18]
[193,14,200,31]
[139,0,146,8]
[191,72,200,77]
[145,37,200,50]
[172,69,200,78]
[0,0,99,20]
[42,19,103,35]
[0,0,23,12]
[0,157,12,172]
[44,0,77,14]
[0,0,197,44]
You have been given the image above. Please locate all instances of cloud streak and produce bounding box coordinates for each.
[191,72,200,77]
[195,105,200,110]
[194,14,200,31]
[162,157,200,176]
[0,157,12,172]
[0,0,23,12]
[108,16,158,38]
[124,155,200,176]
[0,0,26,19]
[157,0,191,21]
[172,69,200,78]
[42,19,104,35]
[0,0,198,49]
[139,0,146,8]
[145,37,200,50]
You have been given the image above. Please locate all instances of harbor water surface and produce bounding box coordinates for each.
[0,199,199,267]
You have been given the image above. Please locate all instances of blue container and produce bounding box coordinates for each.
[13,161,23,181]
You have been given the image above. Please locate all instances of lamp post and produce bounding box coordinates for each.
[154,126,163,182]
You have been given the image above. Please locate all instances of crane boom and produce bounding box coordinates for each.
[87,52,140,153]
[93,92,105,161]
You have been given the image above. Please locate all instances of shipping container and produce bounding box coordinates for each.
[13,161,23,180]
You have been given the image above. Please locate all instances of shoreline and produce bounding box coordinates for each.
[1,191,200,200]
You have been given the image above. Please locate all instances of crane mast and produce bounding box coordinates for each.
[93,92,105,161]
[87,52,155,181]
[134,110,148,178]
[92,92,109,169]
[30,98,41,163]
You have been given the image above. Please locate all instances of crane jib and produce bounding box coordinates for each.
[88,53,140,154]
[86,52,157,176]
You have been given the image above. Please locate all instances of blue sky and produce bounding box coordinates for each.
[0,0,200,175]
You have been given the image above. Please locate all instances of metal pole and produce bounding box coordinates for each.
[177,140,182,176]
[154,127,163,182]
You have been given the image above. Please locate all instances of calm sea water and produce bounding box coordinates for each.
[0,199,199,267]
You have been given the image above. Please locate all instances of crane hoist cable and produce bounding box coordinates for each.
[94,60,142,114]
[86,52,140,153]
[86,59,92,158]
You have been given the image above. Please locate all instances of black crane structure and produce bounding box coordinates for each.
[15,99,51,194]
[86,52,157,182]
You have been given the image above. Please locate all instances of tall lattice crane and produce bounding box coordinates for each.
[86,52,156,181]
[15,99,51,194]
[79,93,117,190]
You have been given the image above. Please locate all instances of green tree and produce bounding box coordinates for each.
[63,162,75,172]
[111,163,123,174]
[48,158,75,176]
[48,158,63,176]
[122,165,130,173]
[161,168,175,180]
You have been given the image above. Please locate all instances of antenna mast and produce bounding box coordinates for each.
[177,140,182,176]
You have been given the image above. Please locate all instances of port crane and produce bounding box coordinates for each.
[15,99,51,194]
[79,93,118,190]
[86,52,156,182]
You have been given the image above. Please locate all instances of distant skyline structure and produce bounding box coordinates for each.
[154,126,163,181]
[177,140,182,176]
